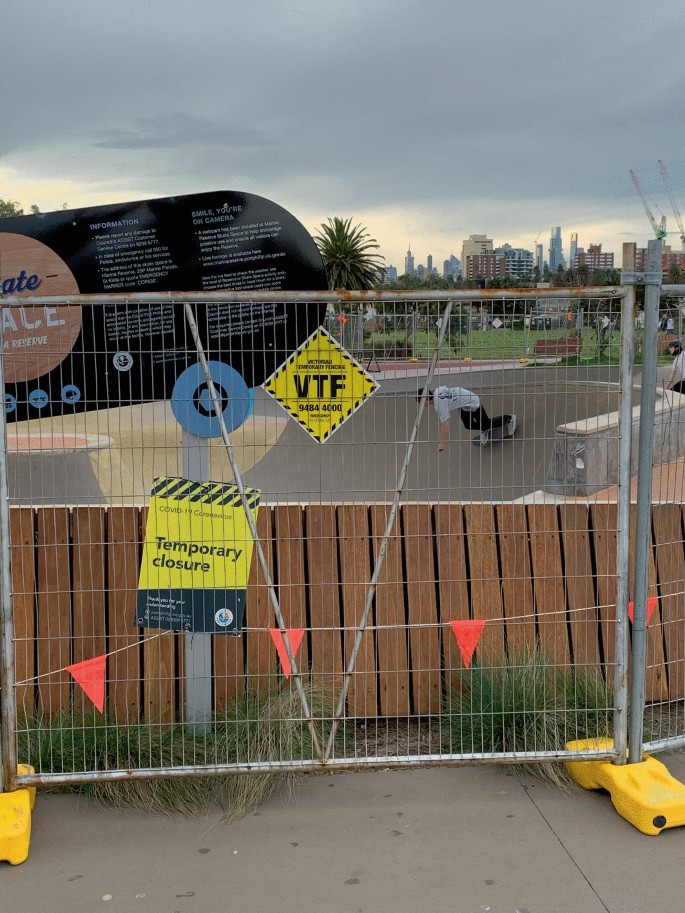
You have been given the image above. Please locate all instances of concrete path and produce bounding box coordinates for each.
[5,758,685,913]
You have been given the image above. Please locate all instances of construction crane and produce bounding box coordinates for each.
[658,159,685,251]
[629,168,667,240]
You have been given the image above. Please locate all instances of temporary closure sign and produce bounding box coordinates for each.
[136,476,260,634]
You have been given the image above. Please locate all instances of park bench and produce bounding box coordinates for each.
[533,336,583,358]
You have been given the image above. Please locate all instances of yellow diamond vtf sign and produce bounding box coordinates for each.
[262,327,379,443]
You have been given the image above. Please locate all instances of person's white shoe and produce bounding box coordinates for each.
[508,414,517,436]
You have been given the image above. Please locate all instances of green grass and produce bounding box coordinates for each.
[365,327,628,364]
[18,679,347,820]
[440,653,614,787]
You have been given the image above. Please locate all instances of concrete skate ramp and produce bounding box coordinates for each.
[245,372,630,503]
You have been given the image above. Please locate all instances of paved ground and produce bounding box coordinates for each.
[4,757,685,913]
[246,365,625,502]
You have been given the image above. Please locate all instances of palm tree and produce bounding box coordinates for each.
[314,217,385,290]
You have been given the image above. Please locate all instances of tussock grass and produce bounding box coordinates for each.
[18,678,342,820]
[441,653,614,788]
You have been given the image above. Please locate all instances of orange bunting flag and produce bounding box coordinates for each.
[449,620,487,669]
[66,655,107,712]
[269,628,305,679]
[627,596,658,625]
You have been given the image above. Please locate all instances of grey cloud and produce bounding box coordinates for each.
[89,114,275,150]
[2,0,685,263]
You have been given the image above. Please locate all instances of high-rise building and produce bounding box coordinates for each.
[635,246,685,276]
[569,233,578,270]
[404,246,415,276]
[443,254,461,279]
[464,254,506,282]
[380,265,398,283]
[548,227,565,272]
[662,246,685,274]
[494,244,534,279]
[535,244,544,273]
[574,244,614,270]
[427,254,433,274]
[461,234,493,269]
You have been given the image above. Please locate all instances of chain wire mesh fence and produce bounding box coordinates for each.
[0,284,682,791]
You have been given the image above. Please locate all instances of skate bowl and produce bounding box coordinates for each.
[244,369,647,503]
[8,366,685,505]
[6,432,113,505]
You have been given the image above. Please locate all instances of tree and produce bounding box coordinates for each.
[668,263,683,284]
[314,217,385,290]
[0,199,42,218]
[0,199,24,218]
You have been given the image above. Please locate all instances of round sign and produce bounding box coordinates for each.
[28,388,50,410]
[61,384,82,404]
[0,233,82,383]
[171,361,253,438]
[214,608,235,628]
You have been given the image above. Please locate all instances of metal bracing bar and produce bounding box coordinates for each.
[323,299,454,762]
[181,304,322,760]
[0,337,18,793]
[0,287,626,309]
[12,745,619,787]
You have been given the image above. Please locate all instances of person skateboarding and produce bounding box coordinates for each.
[666,339,685,394]
[418,386,516,451]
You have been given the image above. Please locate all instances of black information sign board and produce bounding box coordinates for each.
[0,191,327,421]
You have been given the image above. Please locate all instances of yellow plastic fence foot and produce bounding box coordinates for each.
[566,738,685,836]
[0,790,32,865]
[17,764,36,810]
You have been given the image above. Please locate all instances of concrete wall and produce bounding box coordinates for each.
[545,387,685,498]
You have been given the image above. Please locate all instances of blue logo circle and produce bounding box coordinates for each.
[215,608,234,628]
[61,385,82,404]
[4,394,16,414]
[171,362,253,438]
[28,389,50,410]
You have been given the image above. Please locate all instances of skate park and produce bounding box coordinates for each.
[9,361,685,505]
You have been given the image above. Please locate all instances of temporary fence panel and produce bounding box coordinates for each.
[0,285,663,790]
[640,282,685,753]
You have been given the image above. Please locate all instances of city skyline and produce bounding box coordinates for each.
[387,228,626,276]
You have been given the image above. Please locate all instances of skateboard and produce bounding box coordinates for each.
[473,414,516,447]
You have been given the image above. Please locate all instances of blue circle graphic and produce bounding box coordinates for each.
[4,394,17,414]
[171,362,253,438]
[28,389,50,410]
[61,384,82,404]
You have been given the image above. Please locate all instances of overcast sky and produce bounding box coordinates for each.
[3,0,685,271]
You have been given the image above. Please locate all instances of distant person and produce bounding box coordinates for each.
[418,386,515,451]
[363,303,378,330]
[666,340,685,394]
[666,316,675,333]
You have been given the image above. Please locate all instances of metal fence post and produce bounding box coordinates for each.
[182,430,213,726]
[613,245,637,763]
[0,337,18,793]
[628,238,663,763]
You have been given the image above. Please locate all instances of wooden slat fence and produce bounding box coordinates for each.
[10,504,685,722]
